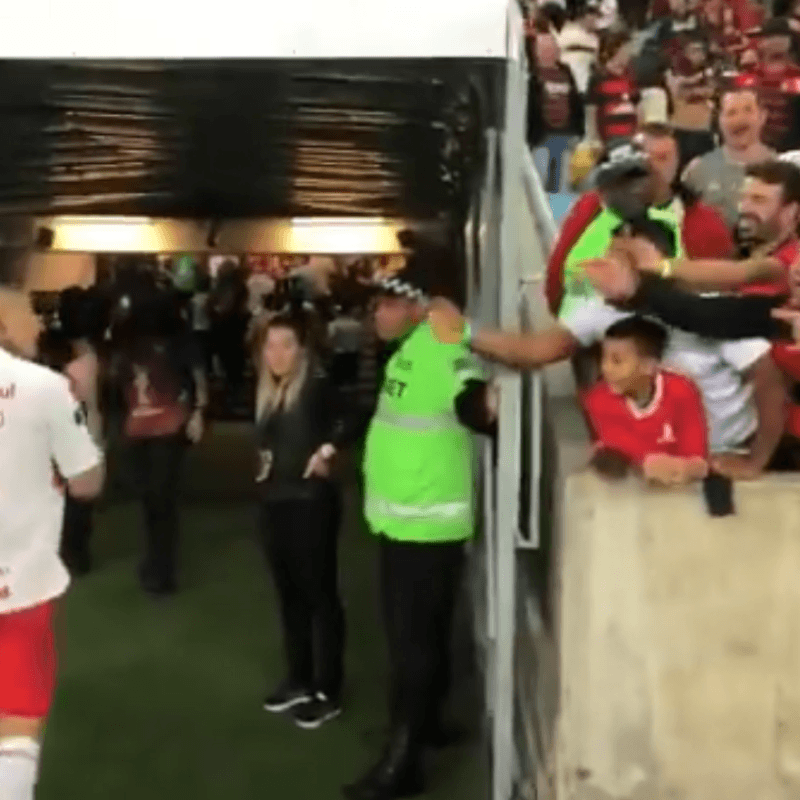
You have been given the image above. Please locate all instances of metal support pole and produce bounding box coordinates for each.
[492,7,527,798]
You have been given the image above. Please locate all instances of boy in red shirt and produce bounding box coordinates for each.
[583,315,709,485]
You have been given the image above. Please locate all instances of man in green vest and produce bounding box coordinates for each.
[344,248,497,800]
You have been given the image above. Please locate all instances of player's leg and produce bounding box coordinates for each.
[0,716,43,800]
[0,602,57,800]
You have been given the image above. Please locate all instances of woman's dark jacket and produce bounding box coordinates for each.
[255,366,355,502]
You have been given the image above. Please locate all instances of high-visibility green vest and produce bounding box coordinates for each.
[363,321,485,543]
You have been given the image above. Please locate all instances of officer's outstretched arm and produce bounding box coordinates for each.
[470,324,579,370]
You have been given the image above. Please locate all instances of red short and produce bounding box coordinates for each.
[0,601,57,719]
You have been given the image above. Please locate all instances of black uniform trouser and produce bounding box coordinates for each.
[126,435,188,585]
[379,535,466,738]
[258,484,346,700]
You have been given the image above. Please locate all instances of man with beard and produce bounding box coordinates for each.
[635,159,800,296]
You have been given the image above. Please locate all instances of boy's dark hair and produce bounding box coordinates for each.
[604,315,669,360]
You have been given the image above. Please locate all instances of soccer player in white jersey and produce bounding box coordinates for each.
[0,248,104,800]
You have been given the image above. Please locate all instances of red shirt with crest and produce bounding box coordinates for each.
[582,371,709,465]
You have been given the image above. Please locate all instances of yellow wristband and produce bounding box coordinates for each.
[660,259,673,278]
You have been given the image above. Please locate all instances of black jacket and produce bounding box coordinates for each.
[627,273,789,340]
[255,367,356,502]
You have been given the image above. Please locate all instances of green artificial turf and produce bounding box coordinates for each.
[37,424,487,799]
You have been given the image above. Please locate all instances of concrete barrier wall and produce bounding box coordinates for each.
[555,470,800,800]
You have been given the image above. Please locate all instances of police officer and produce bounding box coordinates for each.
[344,248,497,800]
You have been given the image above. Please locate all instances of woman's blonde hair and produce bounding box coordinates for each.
[250,313,310,421]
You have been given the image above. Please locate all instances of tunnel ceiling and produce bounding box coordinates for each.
[0,59,501,220]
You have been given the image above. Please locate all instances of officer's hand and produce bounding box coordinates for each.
[428,297,465,344]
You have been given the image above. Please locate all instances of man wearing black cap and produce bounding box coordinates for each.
[559,136,684,318]
[343,247,497,800]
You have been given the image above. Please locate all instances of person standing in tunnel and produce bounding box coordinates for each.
[57,286,108,576]
[110,284,207,597]
[343,248,498,800]
[208,259,250,414]
[252,313,351,729]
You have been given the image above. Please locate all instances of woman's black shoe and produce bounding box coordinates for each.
[138,566,176,597]
[263,681,313,713]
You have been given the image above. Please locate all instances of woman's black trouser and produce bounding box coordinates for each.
[126,434,188,587]
[258,483,346,701]
[60,494,94,573]
[379,535,466,740]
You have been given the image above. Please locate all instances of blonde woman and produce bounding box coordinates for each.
[252,313,348,730]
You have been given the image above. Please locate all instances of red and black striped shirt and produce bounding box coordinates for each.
[587,69,640,142]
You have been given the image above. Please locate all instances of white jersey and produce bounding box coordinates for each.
[0,348,102,613]
[561,296,770,453]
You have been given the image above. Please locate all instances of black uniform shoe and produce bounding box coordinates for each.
[293,692,342,729]
[263,681,313,713]
[362,720,469,749]
[423,721,470,749]
[342,725,424,800]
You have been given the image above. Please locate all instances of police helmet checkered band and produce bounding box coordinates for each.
[377,274,426,302]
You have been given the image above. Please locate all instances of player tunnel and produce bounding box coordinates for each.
[0,3,545,798]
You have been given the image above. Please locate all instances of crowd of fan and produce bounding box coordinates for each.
[526,0,800,190]
[512,0,800,490]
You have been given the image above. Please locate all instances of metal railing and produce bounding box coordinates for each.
[469,15,563,797]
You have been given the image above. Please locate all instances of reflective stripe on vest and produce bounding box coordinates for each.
[365,495,470,521]
[372,406,461,432]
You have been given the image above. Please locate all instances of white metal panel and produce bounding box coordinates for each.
[1,0,517,59]
[493,26,528,800]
